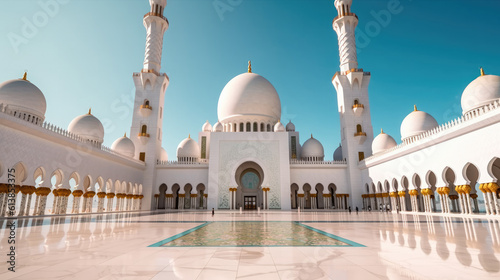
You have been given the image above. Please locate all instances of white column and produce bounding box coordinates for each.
[493,193,500,215]
[33,194,40,216]
[18,193,27,216]
[466,193,472,214]
[484,193,491,214]
[458,194,464,214]
[38,195,48,215]
[0,193,4,216]
[81,197,87,213]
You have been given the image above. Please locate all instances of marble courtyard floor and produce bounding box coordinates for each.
[1,211,500,279]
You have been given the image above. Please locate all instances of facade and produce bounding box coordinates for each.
[0,0,499,217]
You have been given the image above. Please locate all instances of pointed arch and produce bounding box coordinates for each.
[95,176,104,192]
[290,183,299,209]
[33,167,46,187]
[196,183,206,208]
[172,183,180,209]
[315,183,325,209]
[412,174,421,189]
[487,157,500,181]
[384,180,390,193]
[12,162,28,185]
[391,178,398,192]
[442,167,456,187]
[400,176,409,190]
[83,175,92,192]
[114,180,121,193]
[425,171,437,188]
[105,179,113,193]
[69,172,80,190]
[50,169,65,189]
[158,183,167,209]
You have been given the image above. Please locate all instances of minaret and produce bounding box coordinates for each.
[332,0,374,209]
[333,0,358,73]
[130,0,169,210]
[143,0,169,75]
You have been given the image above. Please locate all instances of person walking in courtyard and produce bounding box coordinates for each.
[356,206,359,214]
[212,208,214,217]
[348,206,351,214]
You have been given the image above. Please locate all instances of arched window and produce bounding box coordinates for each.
[233,123,237,132]
[246,122,251,132]
[260,123,264,132]
[356,124,362,133]
[253,122,258,132]
[239,123,244,132]
[141,125,147,134]
[144,99,150,106]
[354,99,359,105]
[267,124,271,131]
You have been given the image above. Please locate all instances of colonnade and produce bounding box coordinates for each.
[364,182,500,216]
[154,193,207,210]
[0,184,144,217]
[480,183,500,215]
[295,192,342,210]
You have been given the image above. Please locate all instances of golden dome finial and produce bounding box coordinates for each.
[480,67,485,76]
[414,105,417,112]
[22,72,27,80]
[88,108,92,115]
[188,134,191,139]
[124,132,127,137]
[311,133,313,138]
[248,60,252,73]
[381,128,385,134]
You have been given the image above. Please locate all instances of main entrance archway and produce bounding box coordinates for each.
[235,161,264,210]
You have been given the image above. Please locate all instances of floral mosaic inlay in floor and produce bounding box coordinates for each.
[150,221,365,247]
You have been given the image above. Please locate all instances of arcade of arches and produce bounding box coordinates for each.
[363,159,500,215]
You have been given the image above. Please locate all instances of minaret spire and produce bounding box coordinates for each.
[333,0,358,73]
[142,0,169,75]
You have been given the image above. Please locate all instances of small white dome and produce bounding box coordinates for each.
[111,134,135,157]
[301,135,325,160]
[68,110,105,143]
[333,144,343,161]
[217,70,281,125]
[202,120,212,132]
[274,120,285,132]
[286,121,295,132]
[176,136,200,159]
[160,147,169,161]
[213,121,223,132]
[461,73,500,114]
[372,130,397,154]
[400,106,438,141]
[0,76,47,120]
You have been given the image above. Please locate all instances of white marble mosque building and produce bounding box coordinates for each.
[0,0,499,217]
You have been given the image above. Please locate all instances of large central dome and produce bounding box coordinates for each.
[217,72,281,125]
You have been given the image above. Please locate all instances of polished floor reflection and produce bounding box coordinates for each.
[0,211,500,279]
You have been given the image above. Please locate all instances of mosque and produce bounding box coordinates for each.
[0,0,499,217]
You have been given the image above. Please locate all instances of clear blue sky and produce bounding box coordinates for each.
[1,0,499,160]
